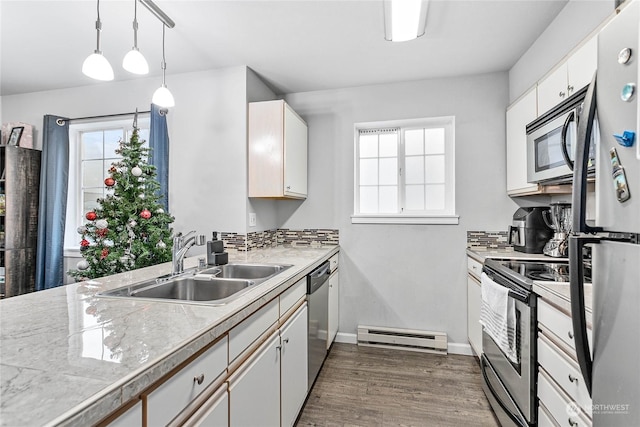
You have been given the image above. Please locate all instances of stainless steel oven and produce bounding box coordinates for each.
[526,86,597,184]
[481,259,537,427]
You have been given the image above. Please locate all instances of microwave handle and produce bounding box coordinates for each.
[572,72,602,233]
[560,110,575,171]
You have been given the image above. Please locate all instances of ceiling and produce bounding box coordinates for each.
[0,0,569,97]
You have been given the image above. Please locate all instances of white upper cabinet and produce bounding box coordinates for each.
[506,88,539,195]
[248,100,308,199]
[537,36,597,115]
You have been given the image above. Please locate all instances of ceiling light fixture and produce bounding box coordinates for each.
[122,0,149,75]
[82,0,114,81]
[383,0,429,42]
[152,24,175,108]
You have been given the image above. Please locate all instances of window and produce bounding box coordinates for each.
[64,116,150,252]
[353,116,458,224]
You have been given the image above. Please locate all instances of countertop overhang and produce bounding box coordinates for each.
[0,245,338,427]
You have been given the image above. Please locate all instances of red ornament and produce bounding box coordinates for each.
[104,177,115,187]
[140,209,152,219]
[80,239,90,247]
[100,248,109,260]
[86,211,97,221]
[97,228,108,237]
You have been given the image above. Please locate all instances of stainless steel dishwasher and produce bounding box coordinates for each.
[307,261,330,390]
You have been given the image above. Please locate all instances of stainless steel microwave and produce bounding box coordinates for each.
[526,86,597,184]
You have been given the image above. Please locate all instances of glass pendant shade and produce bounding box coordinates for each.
[122,49,149,74]
[152,85,175,108]
[82,51,114,81]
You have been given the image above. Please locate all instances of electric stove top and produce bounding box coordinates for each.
[494,259,591,284]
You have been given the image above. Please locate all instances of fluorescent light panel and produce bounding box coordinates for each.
[384,0,428,42]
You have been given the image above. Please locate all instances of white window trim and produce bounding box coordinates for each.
[64,116,150,252]
[352,116,459,225]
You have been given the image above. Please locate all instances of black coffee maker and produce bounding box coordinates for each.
[508,207,554,253]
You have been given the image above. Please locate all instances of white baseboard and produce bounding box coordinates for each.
[448,342,474,356]
[335,332,474,357]
[334,332,357,344]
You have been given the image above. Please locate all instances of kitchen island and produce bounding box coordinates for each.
[0,245,338,426]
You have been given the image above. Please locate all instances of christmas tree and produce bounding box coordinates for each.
[68,126,175,280]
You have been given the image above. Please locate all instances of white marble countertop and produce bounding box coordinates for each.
[0,245,338,427]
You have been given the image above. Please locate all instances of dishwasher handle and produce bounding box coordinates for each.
[307,262,330,294]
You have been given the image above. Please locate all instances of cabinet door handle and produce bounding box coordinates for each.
[283,338,289,344]
[194,374,205,385]
[559,91,566,98]
[568,374,578,383]
[568,331,574,339]
[286,185,291,190]
[276,345,282,351]
[568,85,574,93]
[568,418,578,427]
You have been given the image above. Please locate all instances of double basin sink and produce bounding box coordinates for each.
[97,263,292,305]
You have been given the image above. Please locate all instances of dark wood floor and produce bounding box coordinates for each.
[297,343,499,427]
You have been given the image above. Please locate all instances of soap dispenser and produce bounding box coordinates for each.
[207,232,228,266]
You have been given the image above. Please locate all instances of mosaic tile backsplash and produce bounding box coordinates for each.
[467,231,512,250]
[221,229,339,252]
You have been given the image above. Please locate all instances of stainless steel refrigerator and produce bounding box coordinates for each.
[570,1,640,425]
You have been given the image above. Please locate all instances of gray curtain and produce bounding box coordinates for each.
[149,104,169,211]
[35,115,69,291]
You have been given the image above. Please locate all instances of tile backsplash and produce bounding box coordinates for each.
[221,229,339,252]
[467,231,512,250]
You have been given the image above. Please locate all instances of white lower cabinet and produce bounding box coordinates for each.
[467,274,482,357]
[466,255,483,357]
[281,305,308,427]
[229,303,308,427]
[327,270,339,349]
[537,298,593,427]
[145,337,228,426]
[107,401,142,427]
[184,385,229,427]
[229,333,281,426]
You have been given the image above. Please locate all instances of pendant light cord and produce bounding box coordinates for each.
[95,0,103,53]
[133,0,139,49]
[161,24,167,85]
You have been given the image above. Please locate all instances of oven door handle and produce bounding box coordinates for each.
[481,356,526,427]
[561,110,575,171]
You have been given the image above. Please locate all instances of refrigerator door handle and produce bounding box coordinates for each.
[569,235,600,397]
[572,72,602,234]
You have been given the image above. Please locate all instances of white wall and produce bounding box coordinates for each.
[284,72,517,345]
[509,0,613,103]
[1,66,252,260]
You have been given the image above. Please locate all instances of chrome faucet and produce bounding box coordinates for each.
[172,231,206,275]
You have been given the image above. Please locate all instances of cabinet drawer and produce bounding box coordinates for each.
[280,278,306,316]
[538,402,558,427]
[329,253,339,272]
[146,338,228,426]
[538,332,592,415]
[538,299,592,353]
[467,256,482,279]
[539,368,592,427]
[229,299,279,362]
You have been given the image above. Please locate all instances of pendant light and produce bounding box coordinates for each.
[122,0,149,75]
[152,24,175,108]
[82,0,114,81]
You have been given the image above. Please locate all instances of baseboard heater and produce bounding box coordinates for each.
[357,325,448,355]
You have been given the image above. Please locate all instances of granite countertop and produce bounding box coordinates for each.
[0,245,338,427]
